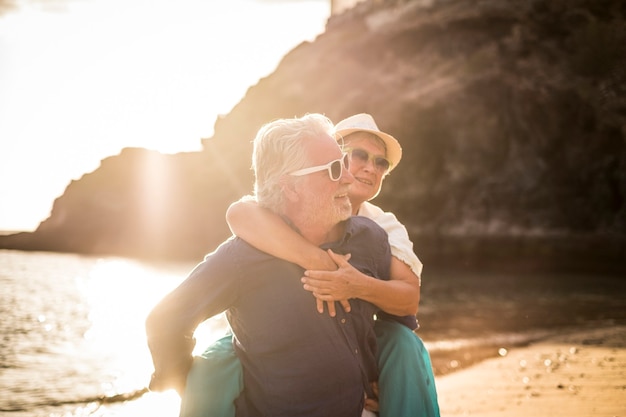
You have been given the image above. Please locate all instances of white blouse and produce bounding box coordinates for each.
[357,201,423,284]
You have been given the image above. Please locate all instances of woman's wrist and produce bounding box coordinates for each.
[303,249,336,271]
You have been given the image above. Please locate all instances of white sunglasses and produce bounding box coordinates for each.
[289,153,350,182]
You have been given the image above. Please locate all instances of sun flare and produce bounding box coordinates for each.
[70,256,229,415]
[0,0,330,232]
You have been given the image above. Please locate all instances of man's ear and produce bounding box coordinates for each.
[280,176,300,202]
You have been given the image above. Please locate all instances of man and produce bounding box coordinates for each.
[145,114,391,416]
[221,113,437,417]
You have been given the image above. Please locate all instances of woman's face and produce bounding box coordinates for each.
[344,132,390,210]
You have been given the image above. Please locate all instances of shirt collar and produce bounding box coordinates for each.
[320,217,355,250]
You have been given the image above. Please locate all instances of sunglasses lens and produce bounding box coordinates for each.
[350,148,390,172]
[351,148,369,163]
[330,160,342,180]
[375,157,390,172]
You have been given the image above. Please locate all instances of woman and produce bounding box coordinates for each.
[180,114,440,417]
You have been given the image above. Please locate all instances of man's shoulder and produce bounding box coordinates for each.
[347,214,384,229]
[341,216,391,278]
[345,215,388,241]
[203,236,275,264]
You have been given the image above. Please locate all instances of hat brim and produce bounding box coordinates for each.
[335,128,402,172]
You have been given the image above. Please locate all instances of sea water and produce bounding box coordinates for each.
[0,250,227,417]
[1,249,624,416]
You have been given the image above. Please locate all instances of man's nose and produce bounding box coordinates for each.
[341,167,355,184]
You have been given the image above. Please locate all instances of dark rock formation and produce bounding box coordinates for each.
[1,148,234,260]
[2,0,625,271]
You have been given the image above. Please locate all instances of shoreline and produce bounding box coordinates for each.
[3,235,625,275]
[434,325,626,416]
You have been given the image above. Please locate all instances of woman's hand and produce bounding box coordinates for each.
[302,250,363,316]
[364,381,380,412]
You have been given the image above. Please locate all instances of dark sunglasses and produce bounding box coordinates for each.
[346,147,391,173]
[289,153,350,182]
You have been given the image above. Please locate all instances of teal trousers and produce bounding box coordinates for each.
[375,319,440,417]
[179,334,243,417]
[180,320,440,417]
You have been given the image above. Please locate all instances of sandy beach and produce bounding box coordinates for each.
[435,325,626,417]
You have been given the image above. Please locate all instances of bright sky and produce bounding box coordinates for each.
[0,0,330,232]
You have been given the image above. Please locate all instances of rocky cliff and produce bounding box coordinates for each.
[2,0,625,271]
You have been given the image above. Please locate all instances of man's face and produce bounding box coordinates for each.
[294,134,354,230]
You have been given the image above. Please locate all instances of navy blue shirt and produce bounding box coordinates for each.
[146,216,391,417]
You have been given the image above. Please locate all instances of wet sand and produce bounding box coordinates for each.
[435,325,626,416]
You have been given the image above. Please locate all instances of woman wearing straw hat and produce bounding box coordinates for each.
[181,114,440,417]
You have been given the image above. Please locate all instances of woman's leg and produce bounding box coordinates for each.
[179,334,243,417]
[375,319,440,417]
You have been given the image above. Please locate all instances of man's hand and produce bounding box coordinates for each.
[149,372,186,397]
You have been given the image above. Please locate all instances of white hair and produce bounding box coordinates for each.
[253,113,334,212]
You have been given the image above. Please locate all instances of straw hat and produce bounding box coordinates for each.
[334,113,402,171]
